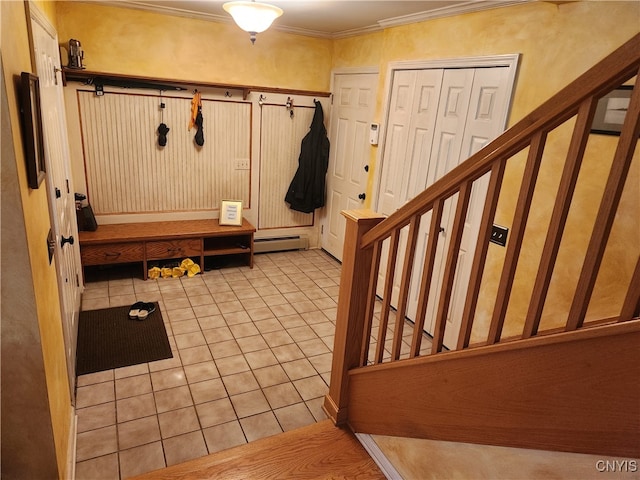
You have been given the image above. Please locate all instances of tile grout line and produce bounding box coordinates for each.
[76,251,344,477]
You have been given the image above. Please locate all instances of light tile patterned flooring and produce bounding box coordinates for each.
[74,250,341,479]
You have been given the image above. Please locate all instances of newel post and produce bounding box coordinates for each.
[323,209,385,425]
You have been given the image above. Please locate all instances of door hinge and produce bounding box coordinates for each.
[66,179,70,194]
[321,225,324,234]
[76,274,80,287]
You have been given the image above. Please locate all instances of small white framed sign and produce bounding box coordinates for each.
[219,199,243,226]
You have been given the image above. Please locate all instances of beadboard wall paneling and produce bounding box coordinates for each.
[77,90,251,215]
[259,104,315,229]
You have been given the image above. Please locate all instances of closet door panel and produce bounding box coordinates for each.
[377,69,444,310]
[441,66,510,348]
[378,70,417,217]
[409,68,476,338]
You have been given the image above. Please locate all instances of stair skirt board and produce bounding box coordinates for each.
[254,235,309,254]
[356,433,403,480]
[345,322,640,457]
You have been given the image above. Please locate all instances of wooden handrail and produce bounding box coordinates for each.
[325,33,640,428]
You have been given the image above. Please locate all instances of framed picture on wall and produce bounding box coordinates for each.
[590,85,633,136]
[219,200,243,226]
[19,72,46,189]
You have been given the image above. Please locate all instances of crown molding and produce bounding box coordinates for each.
[87,1,232,24]
[331,24,386,40]
[376,0,531,29]
[84,0,532,40]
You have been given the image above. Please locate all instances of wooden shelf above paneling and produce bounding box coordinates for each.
[61,67,330,100]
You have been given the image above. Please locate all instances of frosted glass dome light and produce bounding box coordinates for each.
[223,1,283,44]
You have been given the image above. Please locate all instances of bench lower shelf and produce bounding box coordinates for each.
[79,218,255,280]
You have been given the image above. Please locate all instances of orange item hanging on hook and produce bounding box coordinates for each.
[189,92,201,130]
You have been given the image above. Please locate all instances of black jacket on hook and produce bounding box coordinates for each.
[285,100,330,213]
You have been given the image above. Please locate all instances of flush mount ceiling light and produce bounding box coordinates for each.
[223,0,283,44]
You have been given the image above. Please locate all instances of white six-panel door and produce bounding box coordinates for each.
[322,72,378,260]
[31,10,82,398]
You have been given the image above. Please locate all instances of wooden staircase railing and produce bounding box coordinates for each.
[324,33,640,455]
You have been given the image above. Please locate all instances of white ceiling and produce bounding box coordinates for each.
[94,0,528,38]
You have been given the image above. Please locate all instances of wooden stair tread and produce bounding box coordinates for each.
[131,420,385,479]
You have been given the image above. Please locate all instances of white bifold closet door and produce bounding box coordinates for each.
[377,66,512,350]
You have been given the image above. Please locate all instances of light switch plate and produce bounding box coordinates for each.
[490,224,508,247]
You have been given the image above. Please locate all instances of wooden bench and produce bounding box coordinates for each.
[79,218,255,280]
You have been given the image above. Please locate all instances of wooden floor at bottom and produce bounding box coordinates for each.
[132,420,385,480]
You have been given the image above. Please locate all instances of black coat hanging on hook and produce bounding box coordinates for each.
[194,107,204,146]
[189,91,204,146]
[285,100,330,213]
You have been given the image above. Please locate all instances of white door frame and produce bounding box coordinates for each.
[372,54,520,212]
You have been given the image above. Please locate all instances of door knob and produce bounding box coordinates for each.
[358,193,366,200]
[364,165,369,172]
[61,235,75,247]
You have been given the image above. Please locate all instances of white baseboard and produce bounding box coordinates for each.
[355,433,404,480]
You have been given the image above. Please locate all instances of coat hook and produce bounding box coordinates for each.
[286,97,294,118]
[258,94,266,106]
[225,91,232,98]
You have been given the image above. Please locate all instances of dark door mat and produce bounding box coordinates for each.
[76,302,172,376]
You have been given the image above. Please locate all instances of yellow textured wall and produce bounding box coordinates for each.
[55,1,332,91]
[33,0,57,25]
[52,0,638,341]
[0,1,633,474]
[1,1,71,477]
[333,1,639,340]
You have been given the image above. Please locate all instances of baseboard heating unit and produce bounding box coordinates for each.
[254,236,309,254]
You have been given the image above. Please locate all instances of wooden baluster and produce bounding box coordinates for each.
[523,98,599,338]
[375,229,400,364]
[391,215,421,360]
[324,210,384,426]
[619,256,640,322]
[458,160,506,349]
[431,183,472,354]
[360,240,382,366]
[488,131,548,345]
[567,76,640,331]
[410,199,444,357]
